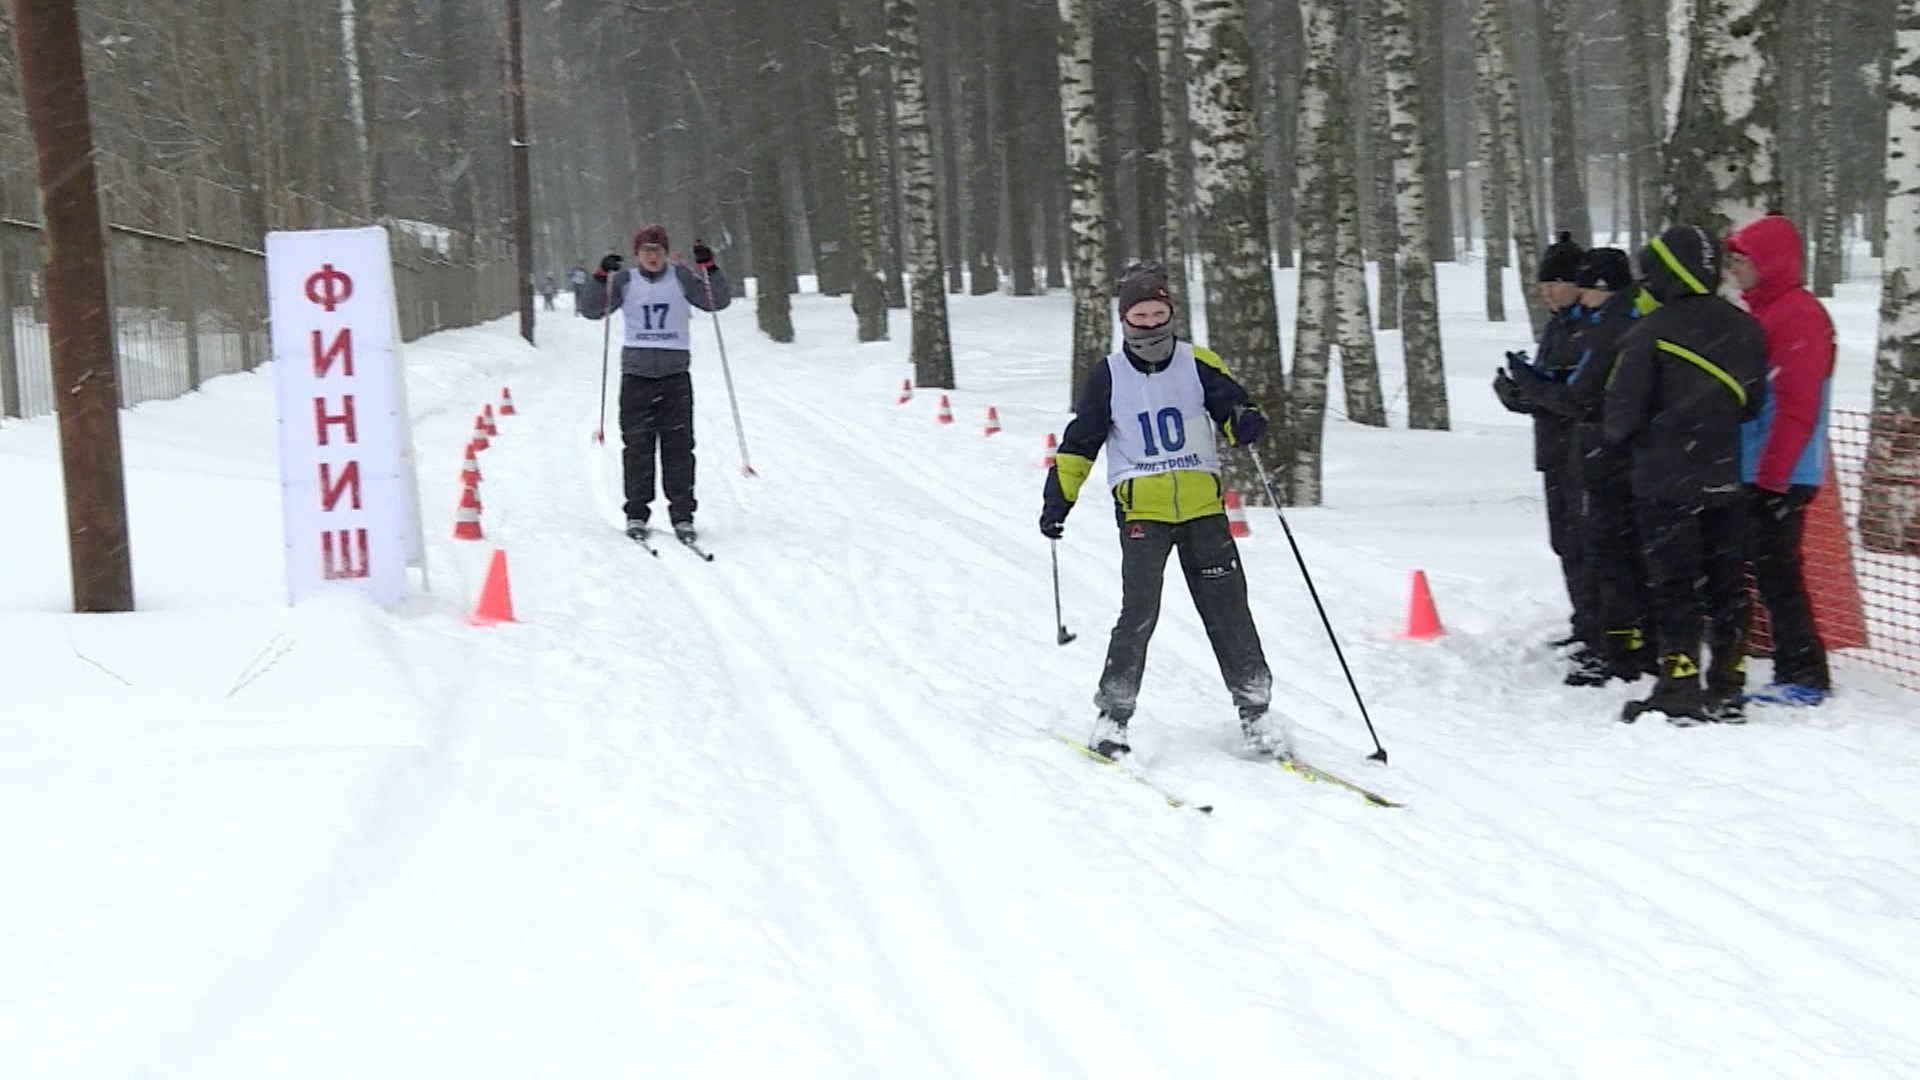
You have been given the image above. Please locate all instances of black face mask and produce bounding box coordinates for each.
[1122,319,1175,366]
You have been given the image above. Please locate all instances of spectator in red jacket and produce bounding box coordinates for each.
[1726,214,1836,709]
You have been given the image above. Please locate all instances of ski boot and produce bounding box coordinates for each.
[1704,650,1747,724]
[625,518,651,540]
[673,520,698,544]
[1747,682,1829,708]
[1621,652,1707,725]
[1240,706,1295,760]
[1088,711,1130,759]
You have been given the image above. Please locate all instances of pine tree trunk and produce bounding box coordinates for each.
[1184,0,1287,498]
[1290,0,1343,505]
[888,0,954,387]
[1155,0,1193,335]
[1540,0,1591,243]
[1666,0,1784,234]
[1477,0,1545,332]
[1000,0,1038,297]
[1058,0,1110,397]
[1380,0,1449,430]
[1622,0,1661,245]
[748,3,795,342]
[1861,0,1920,554]
[832,2,888,342]
[964,4,1000,295]
[1810,0,1843,296]
[873,54,909,310]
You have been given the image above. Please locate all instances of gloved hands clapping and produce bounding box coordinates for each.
[692,241,716,270]
[1224,404,1267,447]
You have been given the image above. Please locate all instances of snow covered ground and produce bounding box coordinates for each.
[3,258,1917,1079]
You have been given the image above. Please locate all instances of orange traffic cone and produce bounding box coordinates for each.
[1403,569,1443,640]
[983,406,1002,436]
[453,484,484,540]
[1042,432,1058,469]
[1224,489,1252,539]
[895,378,912,405]
[481,404,499,436]
[469,548,516,626]
[936,394,954,425]
[459,473,483,514]
[498,386,517,416]
[471,414,490,451]
[461,441,483,485]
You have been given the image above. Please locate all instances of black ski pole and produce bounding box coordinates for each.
[696,251,756,477]
[1247,447,1389,764]
[1051,538,1076,645]
[593,265,612,445]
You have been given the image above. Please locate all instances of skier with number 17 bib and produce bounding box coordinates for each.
[1039,261,1281,760]
[580,223,731,543]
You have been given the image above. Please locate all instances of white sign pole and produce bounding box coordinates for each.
[267,227,418,607]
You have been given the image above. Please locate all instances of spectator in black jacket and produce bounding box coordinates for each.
[1493,231,1589,650]
[1604,225,1768,724]
[1509,248,1655,686]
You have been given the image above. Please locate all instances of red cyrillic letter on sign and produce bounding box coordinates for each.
[314,395,358,445]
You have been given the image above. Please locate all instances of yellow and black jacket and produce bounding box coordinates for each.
[1042,341,1256,525]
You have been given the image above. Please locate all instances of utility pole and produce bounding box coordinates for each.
[506,0,535,345]
[9,0,135,612]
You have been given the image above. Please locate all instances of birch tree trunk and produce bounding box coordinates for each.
[747,0,794,343]
[1810,0,1843,296]
[1058,0,1109,396]
[1477,62,1510,322]
[1290,0,1342,505]
[1184,0,1286,497]
[1476,0,1546,332]
[888,0,954,387]
[1330,70,1386,431]
[1415,0,1454,261]
[1862,0,1920,554]
[832,3,888,342]
[1540,0,1591,243]
[1155,0,1193,335]
[1380,0,1448,430]
[1363,2,1402,333]
[1666,0,1784,234]
[963,4,1000,296]
[999,0,1038,297]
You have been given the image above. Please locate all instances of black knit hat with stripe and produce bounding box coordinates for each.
[1536,231,1585,283]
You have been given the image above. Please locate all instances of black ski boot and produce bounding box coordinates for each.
[625,518,651,540]
[1088,711,1130,759]
[1704,650,1747,724]
[1621,652,1708,725]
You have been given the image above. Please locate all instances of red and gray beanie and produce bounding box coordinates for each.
[1115,261,1172,316]
[633,223,669,252]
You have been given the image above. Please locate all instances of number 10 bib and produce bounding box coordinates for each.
[1103,342,1221,489]
[621,271,692,350]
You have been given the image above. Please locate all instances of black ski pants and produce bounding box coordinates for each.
[619,371,696,525]
[1749,486,1831,688]
[1635,498,1748,669]
[1580,468,1649,643]
[1095,514,1272,722]
[1543,464,1591,640]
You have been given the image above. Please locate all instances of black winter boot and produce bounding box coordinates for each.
[1621,652,1707,725]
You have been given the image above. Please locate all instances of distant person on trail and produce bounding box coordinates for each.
[1039,261,1280,761]
[1494,231,1592,654]
[1726,213,1837,708]
[579,223,730,544]
[569,262,589,310]
[541,272,558,311]
[1604,225,1768,725]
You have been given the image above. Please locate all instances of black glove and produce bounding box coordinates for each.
[1224,405,1267,447]
[594,253,623,281]
[1039,493,1071,539]
[1492,369,1532,414]
[692,241,715,270]
[1749,484,1810,522]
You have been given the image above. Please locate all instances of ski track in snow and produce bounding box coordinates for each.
[5,273,1919,1079]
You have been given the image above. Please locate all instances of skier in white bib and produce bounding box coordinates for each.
[580,223,732,542]
[1039,262,1283,759]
